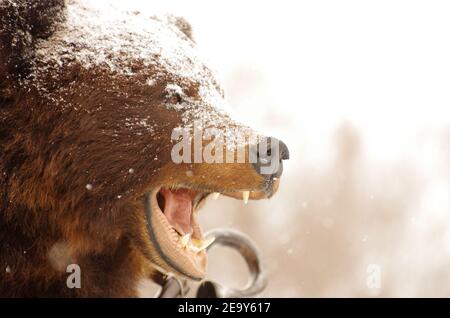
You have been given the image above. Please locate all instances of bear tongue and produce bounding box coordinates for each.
[160,188,193,235]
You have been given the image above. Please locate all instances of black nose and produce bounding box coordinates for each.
[251,137,289,179]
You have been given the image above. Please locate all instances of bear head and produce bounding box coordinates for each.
[0,0,289,296]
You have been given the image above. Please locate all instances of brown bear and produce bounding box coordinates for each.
[0,0,289,297]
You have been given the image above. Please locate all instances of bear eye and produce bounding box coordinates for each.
[168,92,183,104]
[164,84,186,104]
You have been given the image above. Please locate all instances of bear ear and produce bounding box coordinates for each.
[157,15,194,42]
[0,0,65,100]
[171,16,194,42]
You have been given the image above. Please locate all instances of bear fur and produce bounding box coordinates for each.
[0,0,276,297]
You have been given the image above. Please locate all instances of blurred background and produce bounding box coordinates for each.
[126,0,449,297]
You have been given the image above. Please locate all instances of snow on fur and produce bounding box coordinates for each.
[29,0,260,147]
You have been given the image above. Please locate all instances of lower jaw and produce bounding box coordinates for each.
[143,190,207,280]
[142,186,271,280]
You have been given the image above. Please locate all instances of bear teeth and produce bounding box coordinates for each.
[178,234,215,253]
[179,233,191,248]
[243,191,250,204]
[188,236,215,253]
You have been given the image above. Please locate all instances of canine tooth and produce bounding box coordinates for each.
[188,236,215,253]
[243,191,250,204]
[200,236,215,249]
[212,192,220,200]
[188,244,201,253]
[179,234,191,248]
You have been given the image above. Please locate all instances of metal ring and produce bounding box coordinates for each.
[157,274,187,298]
[199,228,267,298]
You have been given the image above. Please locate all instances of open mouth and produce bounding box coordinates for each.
[144,186,269,280]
